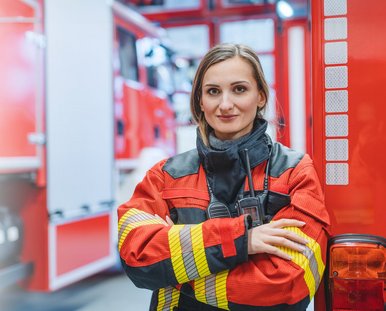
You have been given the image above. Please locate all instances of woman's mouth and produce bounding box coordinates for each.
[217,115,237,121]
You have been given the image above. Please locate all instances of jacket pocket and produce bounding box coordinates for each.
[162,188,210,224]
[266,190,291,216]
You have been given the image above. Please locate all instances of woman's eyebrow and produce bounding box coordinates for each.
[231,80,250,85]
[204,80,251,87]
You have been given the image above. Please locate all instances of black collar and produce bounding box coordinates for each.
[197,119,270,204]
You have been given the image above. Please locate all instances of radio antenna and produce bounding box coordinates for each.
[243,149,255,197]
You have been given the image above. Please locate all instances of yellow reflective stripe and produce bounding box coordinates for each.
[194,271,229,310]
[313,239,325,278]
[157,288,166,311]
[215,270,229,310]
[168,225,189,283]
[118,218,163,250]
[191,223,210,277]
[194,277,207,304]
[277,226,325,299]
[157,287,180,311]
[118,208,143,228]
[288,226,325,279]
[170,287,180,309]
[278,243,316,297]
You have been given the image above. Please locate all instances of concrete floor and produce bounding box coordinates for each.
[0,272,152,311]
[0,272,315,311]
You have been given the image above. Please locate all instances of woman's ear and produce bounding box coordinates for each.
[257,91,266,108]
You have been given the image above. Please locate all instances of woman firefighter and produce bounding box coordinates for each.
[117,43,330,311]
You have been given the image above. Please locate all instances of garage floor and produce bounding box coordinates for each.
[0,271,315,311]
[0,272,152,311]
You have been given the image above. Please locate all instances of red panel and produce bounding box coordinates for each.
[332,1,386,236]
[275,20,290,147]
[115,84,144,159]
[0,1,34,17]
[0,11,37,157]
[131,0,207,22]
[20,188,49,291]
[312,1,386,309]
[56,215,111,276]
[214,0,275,18]
[312,0,386,236]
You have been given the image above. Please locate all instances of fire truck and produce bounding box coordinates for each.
[0,0,176,291]
[126,0,386,309]
[1,0,385,309]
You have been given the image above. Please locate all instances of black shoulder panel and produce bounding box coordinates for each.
[162,149,200,179]
[269,142,304,178]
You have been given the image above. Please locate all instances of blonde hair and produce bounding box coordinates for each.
[190,43,269,145]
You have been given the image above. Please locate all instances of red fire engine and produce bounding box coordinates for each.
[0,0,176,291]
[1,0,385,309]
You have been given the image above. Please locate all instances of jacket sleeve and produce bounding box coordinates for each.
[184,155,330,310]
[118,160,250,290]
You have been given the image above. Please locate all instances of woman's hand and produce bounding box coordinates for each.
[247,219,308,260]
[155,214,174,226]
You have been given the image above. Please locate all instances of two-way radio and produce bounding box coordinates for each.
[235,148,270,227]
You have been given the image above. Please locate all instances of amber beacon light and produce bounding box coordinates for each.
[327,234,386,310]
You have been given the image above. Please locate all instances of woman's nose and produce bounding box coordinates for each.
[219,93,234,111]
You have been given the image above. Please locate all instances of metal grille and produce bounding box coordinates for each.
[324,17,347,40]
[326,115,348,137]
[325,90,348,113]
[326,139,348,161]
[326,163,348,185]
[325,66,348,89]
[324,0,347,16]
[325,42,347,65]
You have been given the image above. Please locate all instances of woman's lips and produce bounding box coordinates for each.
[217,115,237,121]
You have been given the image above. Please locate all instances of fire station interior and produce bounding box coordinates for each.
[1,0,385,310]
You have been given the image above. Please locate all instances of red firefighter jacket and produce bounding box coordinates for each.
[118,142,330,310]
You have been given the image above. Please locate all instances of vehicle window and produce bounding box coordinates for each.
[145,44,175,95]
[117,27,139,81]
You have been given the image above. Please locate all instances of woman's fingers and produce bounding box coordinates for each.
[270,228,309,245]
[165,215,174,225]
[270,218,305,229]
[247,219,309,256]
[154,214,174,226]
[154,214,168,226]
[267,235,305,253]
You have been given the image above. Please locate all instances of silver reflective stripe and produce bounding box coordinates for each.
[180,225,199,280]
[303,246,321,287]
[118,213,154,242]
[205,274,218,307]
[162,287,174,311]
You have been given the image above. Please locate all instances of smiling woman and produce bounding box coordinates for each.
[200,57,265,141]
[118,43,330,311]
[191,44,269,145]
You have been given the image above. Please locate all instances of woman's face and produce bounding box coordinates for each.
[200,56,265,141]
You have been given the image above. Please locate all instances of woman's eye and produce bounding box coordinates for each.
[234,85,246,93]
[208,88,220,95]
